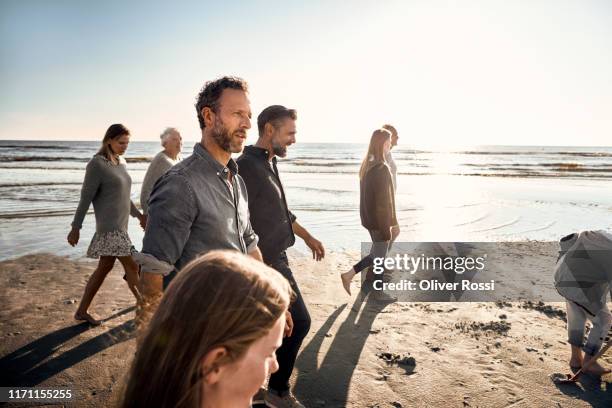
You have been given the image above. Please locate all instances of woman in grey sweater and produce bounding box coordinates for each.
[139,127,182,218]
[67,124,146,325]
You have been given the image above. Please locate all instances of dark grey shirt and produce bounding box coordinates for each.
[141,143,258,274]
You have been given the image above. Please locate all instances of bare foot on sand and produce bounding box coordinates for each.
[74,311,101,326]
[569,357,583,370]
[582,360,611,376]
[341,269,356,295]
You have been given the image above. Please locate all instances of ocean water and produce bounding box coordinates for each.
[1,140,612,261]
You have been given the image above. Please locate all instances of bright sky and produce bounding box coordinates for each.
[1,0,611,146]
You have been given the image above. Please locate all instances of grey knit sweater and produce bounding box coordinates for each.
[140,151,179,214]
[71,155,139,233]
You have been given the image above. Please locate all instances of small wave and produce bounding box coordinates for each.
[285,160,357,167]
[0,155,152,163]
[0,165,82,170]
[0,144,66,150]
[126,156,152,163]
[516,220,557,234]
[287,186,354,194]
[445,172,612,179]
[470,217,521,232]
[283,155,360,161]
[0,208,82,219]
[452,213,490,227]
[464,162,612,170]
[0,156,89,162]
[444,202,483,208]
[289,205,357,212]
[0,182,82,188]
[455,150,612,157]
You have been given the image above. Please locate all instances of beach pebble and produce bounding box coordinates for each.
[526,347,538,352]
[550,372,569,383]
[430,346,441,352]
[64,299,77,305]
[391,402,403,408]
[399,356,416,366]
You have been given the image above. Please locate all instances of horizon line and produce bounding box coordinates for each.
[1,139,612,149]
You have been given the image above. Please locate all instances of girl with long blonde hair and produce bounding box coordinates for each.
[119,250,294,408]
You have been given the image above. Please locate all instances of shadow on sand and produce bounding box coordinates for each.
[553,370,612,408]
[0,307,135,387]
[294,281,399,406]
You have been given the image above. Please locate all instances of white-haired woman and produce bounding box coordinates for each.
[139,127,183,220]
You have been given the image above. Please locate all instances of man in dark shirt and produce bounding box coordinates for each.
[238,105,324,408]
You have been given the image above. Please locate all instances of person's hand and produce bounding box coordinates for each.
[139,214,147,231]
[306,236,325,261]
[382,227,392,241]
[67,228,80,247]
[284,310,294,337]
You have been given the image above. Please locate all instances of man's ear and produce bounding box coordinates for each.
[201,346,228,385]
[202,107,215,129]
[264,122,275,138]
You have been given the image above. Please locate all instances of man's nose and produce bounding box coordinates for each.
[241,115,251,129]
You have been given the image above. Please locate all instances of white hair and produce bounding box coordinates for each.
[160,127,179,146]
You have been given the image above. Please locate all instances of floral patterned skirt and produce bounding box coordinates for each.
[87,230,135,258]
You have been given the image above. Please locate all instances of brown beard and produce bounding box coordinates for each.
[211,117,246,153]
[211,117,232,152]
[272,143,287,158]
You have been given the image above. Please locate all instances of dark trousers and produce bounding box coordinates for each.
[267,252,311,393]
[353,226,399,273]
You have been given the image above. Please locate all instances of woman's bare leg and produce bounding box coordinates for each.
[117,256,142,302]
[340,268,356,295]
[75,256,116,325]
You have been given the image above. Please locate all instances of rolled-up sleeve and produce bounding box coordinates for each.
[288,210,297,224]
[141,173,197,274]
[244,218,259,253]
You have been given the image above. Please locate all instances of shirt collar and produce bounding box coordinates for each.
[244,145,272,161]
[193,142,239,175]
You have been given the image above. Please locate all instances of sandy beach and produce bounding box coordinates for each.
[1,245,610,407]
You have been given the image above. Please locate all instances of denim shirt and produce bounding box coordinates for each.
[141,142,259,274]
